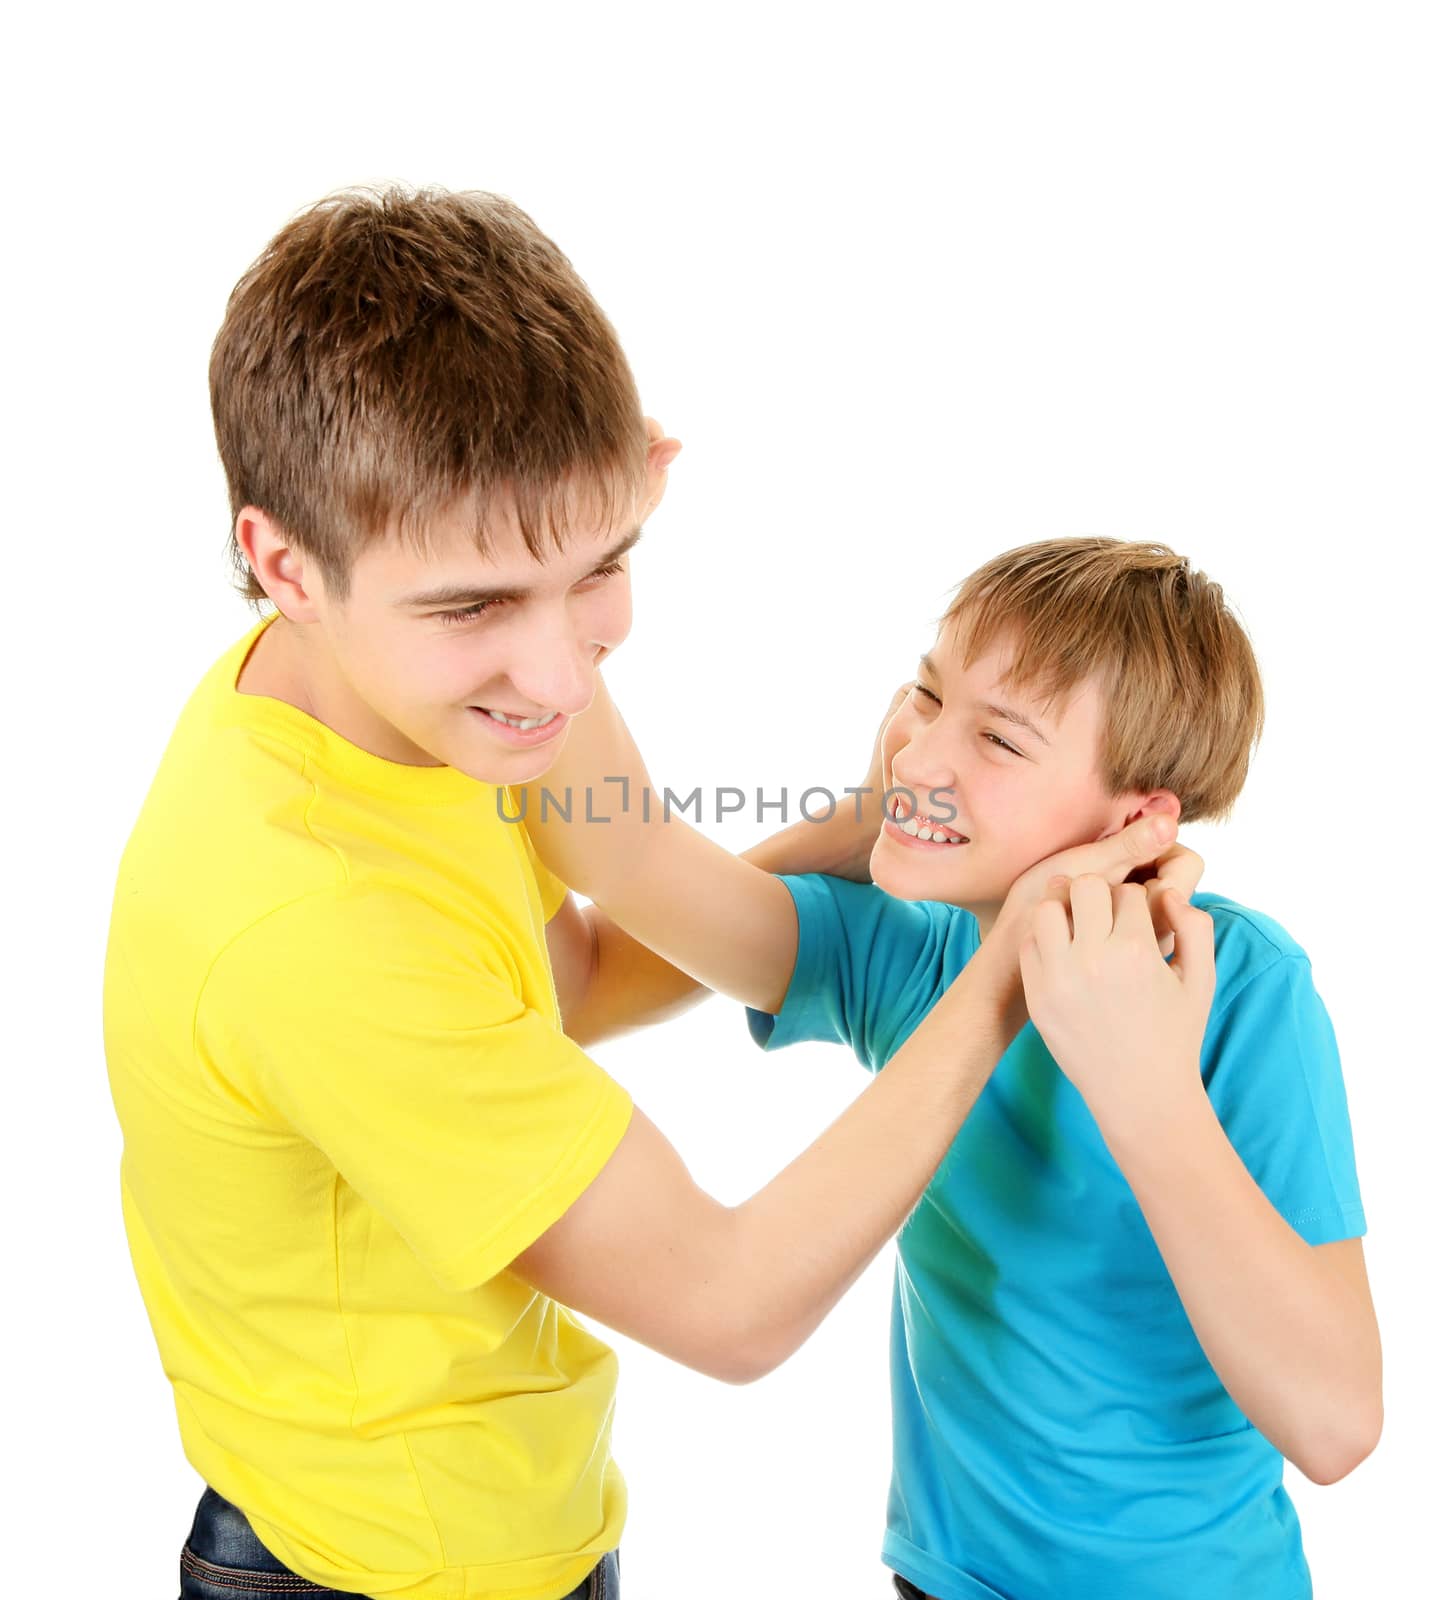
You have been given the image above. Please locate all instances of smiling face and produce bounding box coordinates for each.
[869,620,1177,928]
[240,487,639,787]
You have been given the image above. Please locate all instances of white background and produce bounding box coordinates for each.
[7,3,1442,1596]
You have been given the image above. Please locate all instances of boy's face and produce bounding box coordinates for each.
[305,494,638,786]
[870,621,1169,919]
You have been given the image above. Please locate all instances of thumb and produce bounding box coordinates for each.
[1162,887,1215,1002]
[1120,813,1176,866]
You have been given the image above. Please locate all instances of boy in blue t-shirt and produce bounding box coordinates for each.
[527,537,1381,1599]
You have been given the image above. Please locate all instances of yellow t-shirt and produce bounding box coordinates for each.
[103,613,633,1600]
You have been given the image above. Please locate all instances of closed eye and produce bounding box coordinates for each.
[983,731,1021,755]
[911,681,941,705]
[436,559,626,627]
[437,598,503,626]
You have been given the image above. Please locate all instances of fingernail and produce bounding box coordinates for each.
[1152,817,1171,842]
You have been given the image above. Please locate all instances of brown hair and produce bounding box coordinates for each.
[211,185,648,602]
[943,538,1265,822]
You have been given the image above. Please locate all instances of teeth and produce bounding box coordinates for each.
[484,709,555,730]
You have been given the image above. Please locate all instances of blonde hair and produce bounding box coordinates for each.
[943,538,1265,822]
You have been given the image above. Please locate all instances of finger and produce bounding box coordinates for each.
[1068,874,1114,946]
[1116,813,1177,875]
[1154,841,1204,900]
[1031,889,1074,960]
[1044,814,1177,889]
[1162,888,1216,1003]
[1141,877,1178,958]
[1109,881,1155,945]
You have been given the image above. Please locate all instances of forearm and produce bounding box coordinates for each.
[565,812,878,1045]
[1102,1086,1382,1483]
[565,907,711,1047]
[713,944,1023,1378]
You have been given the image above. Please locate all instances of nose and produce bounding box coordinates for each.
[892,729,957,803]
[503,610,601,717]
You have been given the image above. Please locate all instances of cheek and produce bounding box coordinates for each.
[589,580,633,646]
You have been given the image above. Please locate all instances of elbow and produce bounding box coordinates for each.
[704,1351,775,1387]
[685,1292,798,1386]
[1297,1397,1384,1486]
[693,1324,791,1386]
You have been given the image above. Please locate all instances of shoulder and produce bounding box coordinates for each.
[1191,890,1312,1009]
[785,873,977,954]
[207,880,498,997]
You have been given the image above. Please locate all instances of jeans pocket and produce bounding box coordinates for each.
[577,1548,621,1600]
[179,1487,355,1597]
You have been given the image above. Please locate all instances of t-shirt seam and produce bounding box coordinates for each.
[398,1429,450,1570]
[1202,948,1306,1030]
[1196,896,1297,961]
[433,1084,633,1290]
[332,1172,367,1437]
[189,885,354,1107]
[1207,952,1358,1225]
[1284,1202,1365,1224]
[300,754,354,885]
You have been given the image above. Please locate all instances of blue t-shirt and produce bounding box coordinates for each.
[747,880,1365,1600]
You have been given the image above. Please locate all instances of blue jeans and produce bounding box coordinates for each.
[179,1486,621,1599]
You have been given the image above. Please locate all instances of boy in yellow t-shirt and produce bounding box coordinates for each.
[104,186,1197,1600]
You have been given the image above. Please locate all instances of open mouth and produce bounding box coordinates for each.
[479,707,558,731]
[885,798,969,847]
[469,706,566,745]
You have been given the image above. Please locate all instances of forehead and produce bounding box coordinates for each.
[357,482,643,592]
[926,620,1105,741]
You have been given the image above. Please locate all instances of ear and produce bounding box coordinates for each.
[1122,790,1182,830]
[1094,788,1182,843]
[235,507,325,622]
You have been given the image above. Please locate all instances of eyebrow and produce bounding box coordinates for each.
[918,654,1052,747]
[400,526,643,609]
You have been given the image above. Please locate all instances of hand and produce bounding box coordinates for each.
[1019,876,1217,1140]
[824,681,913,883]
[639,416,682,523]
[1004,818,1203,961]
[972,814,1191,1029]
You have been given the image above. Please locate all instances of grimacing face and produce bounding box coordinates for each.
[868,622,1177,923]
[297,497,639,786]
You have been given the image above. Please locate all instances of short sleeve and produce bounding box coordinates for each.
[1202,953,1366,1246]
[196,883,632,1291]
[745,874,975,1071]
[517,804,570,920]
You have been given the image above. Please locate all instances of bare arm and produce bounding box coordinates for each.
[531,678,1202,1023]
[545,805,886,1045]
[514,931,1024,1382]
[1021,877,1383,1485]
[1103,1094,1382,1484]
[526,675,896,1016]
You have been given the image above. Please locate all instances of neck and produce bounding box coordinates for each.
[239,615,441,767]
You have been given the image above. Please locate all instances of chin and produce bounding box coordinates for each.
[869,843,958,904]
[870,841,1013,917]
